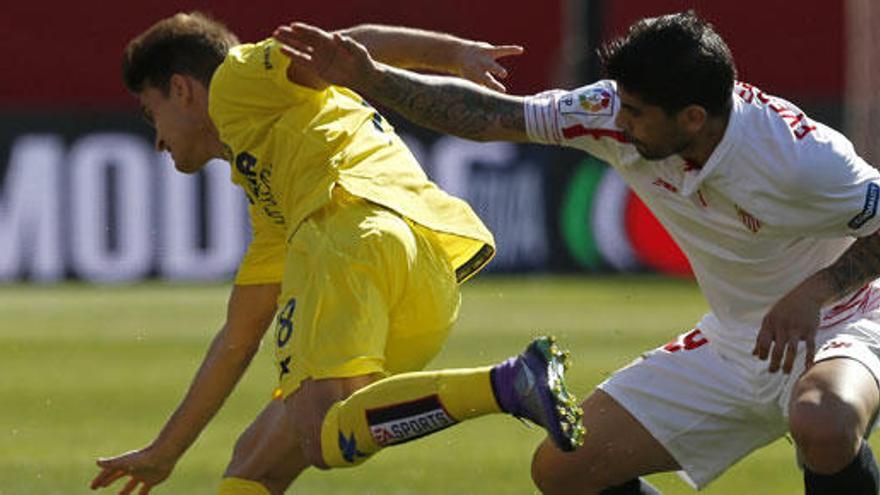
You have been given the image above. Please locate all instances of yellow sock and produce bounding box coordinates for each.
[217,477,270,495]
[320,366,501,467]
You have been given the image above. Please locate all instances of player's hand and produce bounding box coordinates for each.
[90,446,175,494]
[274,23,376,91]
[752,287,822,374]
[451,41,523,93]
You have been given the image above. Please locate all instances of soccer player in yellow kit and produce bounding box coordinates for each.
[90,12,583,495]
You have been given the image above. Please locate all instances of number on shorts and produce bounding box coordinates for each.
[276,298,296,347]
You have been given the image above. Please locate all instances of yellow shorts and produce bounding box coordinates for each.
[273,189,460,398]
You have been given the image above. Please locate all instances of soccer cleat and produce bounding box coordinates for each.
[491,336,585,451]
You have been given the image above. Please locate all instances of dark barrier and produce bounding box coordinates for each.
[0,113,690,282]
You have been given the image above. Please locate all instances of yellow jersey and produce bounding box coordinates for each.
[208,39,495,285]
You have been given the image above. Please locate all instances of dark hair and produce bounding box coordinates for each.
[122,12,239,94]
[599,11,736,116]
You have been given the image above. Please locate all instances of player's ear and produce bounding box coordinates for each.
[169,74,194,104]
[679,104,707,133]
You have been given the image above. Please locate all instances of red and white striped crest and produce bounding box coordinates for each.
[735,205,762,233]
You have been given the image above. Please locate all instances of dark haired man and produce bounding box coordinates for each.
[278,11,880,494]
[91,12,584,495]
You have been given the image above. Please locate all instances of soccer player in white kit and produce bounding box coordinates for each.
[276,11,880,494]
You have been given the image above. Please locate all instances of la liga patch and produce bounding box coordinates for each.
[560,86,614,116]
[848,182,880,230]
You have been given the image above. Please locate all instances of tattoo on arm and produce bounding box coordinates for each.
[822,231,880,300]
[367,65,526,142]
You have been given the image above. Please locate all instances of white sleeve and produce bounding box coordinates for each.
[805,155,880,238]
[767,128,880,238]
[523,80,628,166]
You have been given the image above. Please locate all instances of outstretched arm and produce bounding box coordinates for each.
[90,283,279,494]
[275,23,530,142]
[334,24,523,92]
[754,231,880,373]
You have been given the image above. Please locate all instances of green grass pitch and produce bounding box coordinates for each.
[1,276,872,494]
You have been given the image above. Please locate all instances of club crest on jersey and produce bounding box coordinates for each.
[366,395,455,447]
[735,205,762,233]
[560,86,614,116]
[820,340,853,352]
[848,182,880,230]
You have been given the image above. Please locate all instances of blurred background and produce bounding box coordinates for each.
[3,0,874,284]
[2,1,880,494]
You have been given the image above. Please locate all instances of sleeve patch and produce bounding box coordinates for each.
[848,182,880,229]
[559,87,614,116]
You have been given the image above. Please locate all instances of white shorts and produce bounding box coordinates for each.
[598,312,880,489]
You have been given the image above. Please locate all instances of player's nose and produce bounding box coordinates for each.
[155,135,167,152]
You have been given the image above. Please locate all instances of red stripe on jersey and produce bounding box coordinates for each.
[822,285,871,320]
[683,159,702,171]
[820,285,880,329]
[561,125,628,142]
[697,190,709,208]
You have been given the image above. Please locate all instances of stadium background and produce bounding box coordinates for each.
[1,0,866,283]
[3,1,880,494]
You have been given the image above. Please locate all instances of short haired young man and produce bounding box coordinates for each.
[279,11,880,494]
[90,12,583,495]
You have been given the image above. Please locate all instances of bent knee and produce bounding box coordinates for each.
[285,377,367,469]
[531,443,567,495]
[293,412,329,469]
[531,441,606,495]
[789,393,862,471]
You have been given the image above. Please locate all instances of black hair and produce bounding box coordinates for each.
[599,11,736,116]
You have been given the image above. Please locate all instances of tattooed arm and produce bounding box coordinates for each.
[354,64,528,142]
[753,231,880,374]
[818,232,880,299]
[273,22,530,142]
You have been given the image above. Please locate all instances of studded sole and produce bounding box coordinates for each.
[531,336,586,451]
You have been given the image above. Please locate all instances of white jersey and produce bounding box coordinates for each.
[525,80,880,349]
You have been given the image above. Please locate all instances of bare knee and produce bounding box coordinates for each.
[286,394,331,469]
[225,409,272,477]
[789,385,862,473]
[287,375,379,469]
[531,442,571,494]
[531,441,606,495]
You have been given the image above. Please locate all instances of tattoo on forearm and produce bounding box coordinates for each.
[824,232,880,299]
[370,66,524,140]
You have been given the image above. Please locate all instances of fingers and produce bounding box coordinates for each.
[481,73,508,93]
[486,61,509,80]
[278,44,313,63]
[754,325,816,374]
[490,44,525,59]
[752,325,772,360]
[781,339,799,374]
[804,337,817,370]
[287,22,334,46]
[90,467,127,489]
[119,476,140,495]
[273,26,315,56]
[768,336,786,373]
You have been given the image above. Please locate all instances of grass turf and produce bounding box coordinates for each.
[0,276,864,494]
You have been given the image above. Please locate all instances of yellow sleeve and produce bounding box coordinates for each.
[209,39,309,125]
[234,204,287,285]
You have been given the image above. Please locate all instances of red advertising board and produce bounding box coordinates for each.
[1,1,563,109]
